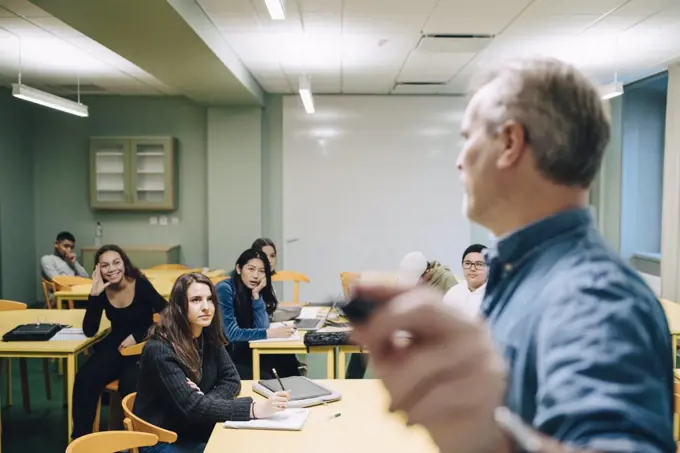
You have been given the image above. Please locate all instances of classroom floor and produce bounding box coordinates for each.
[0,350,369,453]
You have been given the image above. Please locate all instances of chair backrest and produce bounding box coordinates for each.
[0,300,28,311]
[149,264,188,270]
[211,275,229,285]
[340,272,360,299]
[41,279,56,309]
[52,275,92,289]
[66,431,158,453]
[122,393,178,443]
[120,341,146,357]
[271,270,310,305]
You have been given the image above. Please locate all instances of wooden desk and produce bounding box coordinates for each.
[204,380,437,453]
[249,334,336,380]
[52,270,226,309]
[660,299,680,368]
[0,310,109,445]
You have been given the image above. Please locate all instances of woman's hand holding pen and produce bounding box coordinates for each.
[252,391,290,418]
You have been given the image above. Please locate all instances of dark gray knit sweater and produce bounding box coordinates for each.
[134,336,253,442]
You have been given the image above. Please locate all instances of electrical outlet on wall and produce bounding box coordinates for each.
[171,217,180,226]
[159,216,168,226]
[149,217,158,225]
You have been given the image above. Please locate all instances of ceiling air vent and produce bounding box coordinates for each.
[392,81,448,94]
[417,33,494,53]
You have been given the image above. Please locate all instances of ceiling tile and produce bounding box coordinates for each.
[342,14,429,34]
[299,0,343,14]
[398,51,474,83]
[343,0,439,15]
[530,0,627,15]
[424,0,532,35]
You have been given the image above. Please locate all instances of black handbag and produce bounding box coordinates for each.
[303,331,352,350]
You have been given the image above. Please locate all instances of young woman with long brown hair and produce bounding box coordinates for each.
[134,272,289,453]
[72,244,166,440]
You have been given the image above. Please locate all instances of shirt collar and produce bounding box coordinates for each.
[484,207,593,269]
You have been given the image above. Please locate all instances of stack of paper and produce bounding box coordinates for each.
[49,328,88,341]
[223,408,310,431]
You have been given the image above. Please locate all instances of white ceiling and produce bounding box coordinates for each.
[0,0,175,95]
[198,0,680,94]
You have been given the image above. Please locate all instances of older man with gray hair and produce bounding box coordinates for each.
[352,57,674,453]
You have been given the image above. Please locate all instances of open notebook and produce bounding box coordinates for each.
[223,408,310,431]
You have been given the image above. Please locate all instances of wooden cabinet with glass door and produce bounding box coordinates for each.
[90,137,176,210]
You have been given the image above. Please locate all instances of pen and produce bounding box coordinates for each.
[326,412,341,420]
[272,368,285,391]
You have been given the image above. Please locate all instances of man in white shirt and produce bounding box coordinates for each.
[40,231,89,281]
[443,244,488,317]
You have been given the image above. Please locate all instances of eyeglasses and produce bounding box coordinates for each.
[463,261,486,270]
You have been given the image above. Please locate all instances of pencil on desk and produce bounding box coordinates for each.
[272,368,285,391]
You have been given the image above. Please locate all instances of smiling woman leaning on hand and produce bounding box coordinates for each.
[71,244,167,441]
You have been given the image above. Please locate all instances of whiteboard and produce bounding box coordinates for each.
[282,95,471,302]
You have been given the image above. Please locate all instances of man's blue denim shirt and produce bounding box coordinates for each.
[482,208,674,452]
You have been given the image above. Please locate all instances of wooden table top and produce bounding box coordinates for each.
[204,379,436,453]
[0,309,109,354]
[53,269,226,299]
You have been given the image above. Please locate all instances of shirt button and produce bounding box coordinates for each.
[504,263,513,272]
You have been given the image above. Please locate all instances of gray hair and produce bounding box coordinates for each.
[469,57,611,188]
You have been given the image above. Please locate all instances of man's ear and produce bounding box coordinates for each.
[235,265,242,275]
[497,120,527,169]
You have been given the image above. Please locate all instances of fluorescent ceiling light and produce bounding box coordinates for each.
[12,83,89,117]
[601,81,624,100]
[298,76,315,114]
[264,0,285,20]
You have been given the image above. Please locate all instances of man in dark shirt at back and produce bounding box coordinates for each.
[352,57,674,453]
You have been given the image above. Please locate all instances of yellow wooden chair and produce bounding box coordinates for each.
[122,393,178,453]
[149,264,188,270]
[271,270,310,305]
[66,431,158,453]
[340,272,360,299]
[0,300,52,414]
[93,342,147,432]
[41,278,57,309]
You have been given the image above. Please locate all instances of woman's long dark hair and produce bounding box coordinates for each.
[251,238,277,275]
[230,249,278,329]
[149,273,227,381]
[94,244,143,281]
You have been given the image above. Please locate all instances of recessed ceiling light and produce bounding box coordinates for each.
[264,0,285,20]
[299,75,315,114]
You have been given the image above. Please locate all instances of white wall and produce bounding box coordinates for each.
[281,95,471,302]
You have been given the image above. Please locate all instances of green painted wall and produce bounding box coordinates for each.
[31,96,209,281]
[0,89,36,303]
[206,106,263,270]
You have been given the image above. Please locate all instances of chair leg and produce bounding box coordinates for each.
[42,359,51,400]
[93,395,102,433]
[18,358,31,413]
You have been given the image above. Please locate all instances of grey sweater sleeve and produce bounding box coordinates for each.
[142,341,253,423]
[73,260,89,278]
